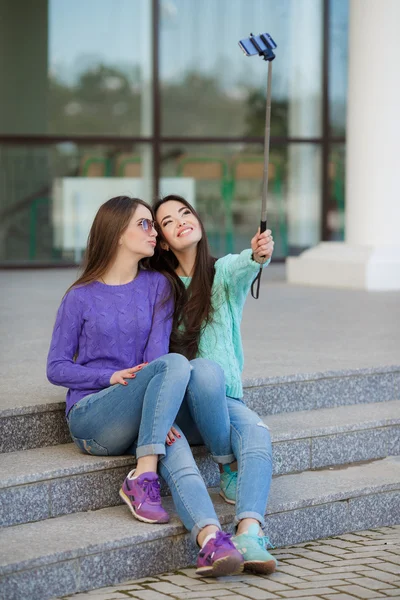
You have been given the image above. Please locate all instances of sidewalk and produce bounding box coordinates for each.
[57,525,400,600]
[1,265,399,412]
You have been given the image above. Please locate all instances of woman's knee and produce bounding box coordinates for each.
[232,419,272,452]
[156,353,191,376]
[189,358,224,387]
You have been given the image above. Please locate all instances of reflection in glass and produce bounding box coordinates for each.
[0,0,152,136]
[161,143,291,258]
[160,0,322,138]
[0,143,152,263]
[329,0,349,136]
[286,144,321,253]
[327,144,345,241]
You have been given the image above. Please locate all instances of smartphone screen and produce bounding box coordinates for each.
[239,33,276,56]
[238,38,258,56]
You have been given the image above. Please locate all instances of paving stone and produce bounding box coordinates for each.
[266,572,308,585]
[287,549,343,562]
[333,584,383,598]
[322,557,384,567]
[147,581,187,594]
[277,588,336,598]
[321,595,368,600]
[319,539,363,549]
[129,592,171,600]
[304,573,362,582]
[222,596,256,600]
[158,574,204,586]
[295,579,350,588]
[173,591,234,599]
[346,576,397,590]
[369,562,400,575]
[382,552,400,565]
[277,565,316,577]
[314,565,371,574]
[248,578,293,592]
[301,544,351,556]
[230,588,278,599]
[285,557,333,569]
[359,569,400,583]
[124,577,160,584]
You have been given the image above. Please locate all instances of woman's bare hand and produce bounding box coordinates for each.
[251,228,274,263]
[166,426,181,445]
[110,363,148,386]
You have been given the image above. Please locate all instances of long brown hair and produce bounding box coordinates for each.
[151,195,216,360]
[67,196,154,293]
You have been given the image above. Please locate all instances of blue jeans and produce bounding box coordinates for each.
[68,355,231,542]
[68,353,191,458]
[159,424,221,543]
[175,358,235,465]
[227,396,273,528]
[159,358,236,542]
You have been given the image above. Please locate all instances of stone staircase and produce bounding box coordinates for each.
[1,366,399,600]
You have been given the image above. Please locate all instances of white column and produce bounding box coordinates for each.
[287,0,400,290]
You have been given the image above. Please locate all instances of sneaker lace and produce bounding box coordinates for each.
[226,470,237,492]
[214,531,233,548]
[142,478,161,503]
[259,535,275,550]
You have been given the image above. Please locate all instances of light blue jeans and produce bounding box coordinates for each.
[164,393,273,538]
[68,353,191,458]
[68,355,233,542]
[227,396,273,528]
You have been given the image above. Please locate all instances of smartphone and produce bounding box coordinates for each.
[238,33,277,58]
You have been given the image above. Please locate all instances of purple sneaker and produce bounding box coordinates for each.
[119,471,169,524]
[196,531,244,577]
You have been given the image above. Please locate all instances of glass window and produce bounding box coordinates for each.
[160,142,296,258]
[0,0,153,136]
[329,0,349,136]
[0,142,153,263]
[160,0,323,138]
[327,144,345,241]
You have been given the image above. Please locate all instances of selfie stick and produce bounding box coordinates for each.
[239,33,277,299]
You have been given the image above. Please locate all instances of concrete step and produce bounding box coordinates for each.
[1,401,399,527]
[1,366,399,454]
[1,457,399,600]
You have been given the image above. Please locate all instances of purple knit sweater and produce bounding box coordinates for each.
[47,270,173,415]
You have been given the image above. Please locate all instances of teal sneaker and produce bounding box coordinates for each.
[219,464,237,504]
[233,523,277,574]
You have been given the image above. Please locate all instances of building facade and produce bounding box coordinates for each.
[0,0,348,265]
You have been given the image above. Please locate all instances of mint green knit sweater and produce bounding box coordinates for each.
[181,249,269,399]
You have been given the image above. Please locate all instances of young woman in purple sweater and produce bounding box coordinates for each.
[47,196,244,577]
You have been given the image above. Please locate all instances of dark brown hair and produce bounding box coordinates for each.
[67,195,154,293]
[151,195,216,360]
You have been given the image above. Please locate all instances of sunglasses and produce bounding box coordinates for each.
[140,218,156,233]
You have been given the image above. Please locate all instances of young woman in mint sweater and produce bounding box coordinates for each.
[152,194,277,574]
[47,196,245,577]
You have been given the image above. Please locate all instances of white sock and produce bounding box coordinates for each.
[201,532,218,548]
[127,469,137,480]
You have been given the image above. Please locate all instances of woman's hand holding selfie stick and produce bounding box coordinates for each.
[238,32,277,298]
